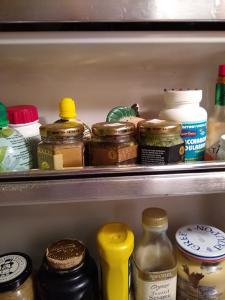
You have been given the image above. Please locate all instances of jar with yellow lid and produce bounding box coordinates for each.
[89,122,138,166]
[138,119,185,165]
[176,224,225,300]
[37,122,84,170]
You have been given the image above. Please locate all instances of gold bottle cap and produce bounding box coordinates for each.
[142,208,168,227]
[46,239,86,270]
[92,122,135,136]
[138,119,181,135]
[40,122,84,138]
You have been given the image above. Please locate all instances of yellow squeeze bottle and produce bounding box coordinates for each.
[97,223,134,300]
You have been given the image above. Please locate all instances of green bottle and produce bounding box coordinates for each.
[0,102,31,172]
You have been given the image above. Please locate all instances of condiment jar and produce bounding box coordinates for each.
[138,119,185,165]
[217,134,225,160]
[0,252,35,300]
[176,224,225,300]
[37,122,84,170]
[37,239,98,300]
[89,122,138,166]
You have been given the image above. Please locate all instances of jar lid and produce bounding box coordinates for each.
[164,89,202,105]
[59,97,77,119]
[138,119,182,135]
[40,122,84,138]
[142,207,168,228]
[92,122,135,136]
[0,252,32,292]
[7,105,39,124]
[0,102,9,127]
[176,224,225,262]
[46,239,86,270]
[219,65,225,77]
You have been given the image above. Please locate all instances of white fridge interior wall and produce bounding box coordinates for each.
[0,32,225,125]
[0,193,224,267]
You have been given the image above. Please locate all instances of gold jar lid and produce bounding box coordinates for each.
[46,239,86,270]
[40,122,84,138]
[138,119,182,135]
[142,208,168,227]
[92,122,135,136]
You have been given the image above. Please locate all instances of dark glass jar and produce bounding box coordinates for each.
[89,122,138,166]
[37,239,98,300]
[0,252,35,300]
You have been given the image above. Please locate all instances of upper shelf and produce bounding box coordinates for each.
[0,161,225,206]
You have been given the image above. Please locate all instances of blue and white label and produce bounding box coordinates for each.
[176,224,225,260]
[181,121,207,161]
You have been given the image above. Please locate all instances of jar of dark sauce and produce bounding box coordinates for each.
[37,239,98,300]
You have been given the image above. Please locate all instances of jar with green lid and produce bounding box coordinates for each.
[138,119,185,165]
[89,122,138,166]
[37,122,84,170]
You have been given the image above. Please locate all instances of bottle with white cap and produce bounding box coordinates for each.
[217,134,225,160]
[159,89,207,161]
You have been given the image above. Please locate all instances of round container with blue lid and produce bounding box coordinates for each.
[176,224,225,300]
[0,252,35,300]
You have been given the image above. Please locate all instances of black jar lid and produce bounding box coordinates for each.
[0,252,32,293]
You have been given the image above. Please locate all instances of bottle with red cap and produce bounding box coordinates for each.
[7,105,41,168]
[205,64,225,160]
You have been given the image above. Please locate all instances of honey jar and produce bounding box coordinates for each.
[176,224,225,300]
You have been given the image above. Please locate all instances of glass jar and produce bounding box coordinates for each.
[217,134,225,160]
[37,122,84,170]
[89,122,138,166]
[176,224,225,300]
[0,252,35,300]
[138,119,185,165]
[38,239,99,300]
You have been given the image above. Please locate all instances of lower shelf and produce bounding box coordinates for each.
[0,161,225,206]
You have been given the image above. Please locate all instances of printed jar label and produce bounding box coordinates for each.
[0,128,31,171]
[91,144,138,165]
[140,143,185,165]
[0,254,27,283]
[177,274,222,300]
[134,264,177,300]
[181,121,207,161]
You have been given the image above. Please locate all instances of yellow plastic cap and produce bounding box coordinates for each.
[59,97,77,119]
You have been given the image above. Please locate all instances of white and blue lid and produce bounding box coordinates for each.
[176,224,225,261]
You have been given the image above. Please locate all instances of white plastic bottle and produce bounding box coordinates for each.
[159,90,207,161]
[7,105,41,168]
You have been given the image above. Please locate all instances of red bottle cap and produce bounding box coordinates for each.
[7,105,39,124]
[218,64,225,77]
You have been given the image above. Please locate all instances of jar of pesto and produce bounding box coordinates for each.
[89,122,138,166]
[138,119,185,165]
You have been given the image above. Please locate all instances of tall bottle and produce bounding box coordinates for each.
[205,64,225,160]
[133,208,177,300]
[97,222,134,300]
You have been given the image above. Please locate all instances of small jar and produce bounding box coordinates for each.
[89,122,138,166]
[176,224,225,300]
[38,239,98,300]
[0,252,35,300]
[217,134,225,160]
[138,119,185,165]
[37,122,84,170]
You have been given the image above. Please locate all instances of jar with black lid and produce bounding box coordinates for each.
[37,239,98,300]
[89,122,138,166]
[0,252,35,300]
[138,119,185,165]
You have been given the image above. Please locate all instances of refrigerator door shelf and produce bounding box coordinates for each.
[0,161,225,206]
